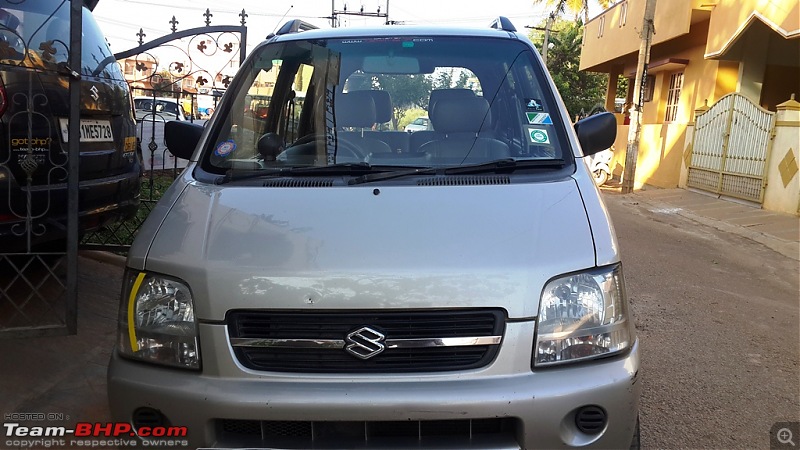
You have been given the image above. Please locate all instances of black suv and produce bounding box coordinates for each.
[0,0,140,252]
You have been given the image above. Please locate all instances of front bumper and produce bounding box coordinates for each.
[108,323,640,449]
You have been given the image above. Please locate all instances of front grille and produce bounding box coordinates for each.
[227,309,505,373]
[217,418,517,447]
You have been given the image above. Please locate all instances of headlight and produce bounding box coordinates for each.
[118,270,200,369]
[534,264,633,367]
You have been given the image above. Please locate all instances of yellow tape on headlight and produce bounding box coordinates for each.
[127,272,146,352]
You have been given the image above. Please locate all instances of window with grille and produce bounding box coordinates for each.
[665,72,683,122]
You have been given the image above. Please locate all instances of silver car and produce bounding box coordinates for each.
[109,17,640,449]
[133,96,187,122]
[404,116,431,132]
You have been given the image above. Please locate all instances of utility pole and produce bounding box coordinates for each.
[622,0,657,194]
[541,12,556,67]
[525,12,558,67]
[331,1,390,27]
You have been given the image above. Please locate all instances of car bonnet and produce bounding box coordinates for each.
[141,179,597,320]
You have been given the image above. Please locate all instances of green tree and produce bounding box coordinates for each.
[431,68,471,91]
[151,69,178,96]
[534,0,616,24]
[530,18,608,120]
[374,74,432,130]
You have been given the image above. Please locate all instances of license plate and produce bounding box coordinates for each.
[59,118,114,143]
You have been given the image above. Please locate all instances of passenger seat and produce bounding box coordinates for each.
[357,90,410,153]
[336,91,392,155]
[420,96,509,163]
[409,88,477,153]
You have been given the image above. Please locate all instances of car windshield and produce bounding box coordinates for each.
[203,35,569,172]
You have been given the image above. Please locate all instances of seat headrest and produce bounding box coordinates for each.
[430,97,491,134]
[336,91,376,128]
[359,90,392,124]
[428,88,476,116]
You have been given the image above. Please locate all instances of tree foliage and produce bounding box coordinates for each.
[151,69,178,96]
[529,18,608,120]
[533,0,616,24]
[374,74,432,130]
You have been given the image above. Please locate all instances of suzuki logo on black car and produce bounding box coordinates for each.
[345,327,385,360]
[89,85,99,102]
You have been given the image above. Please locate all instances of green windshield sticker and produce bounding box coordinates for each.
[526,112,553,125]
[402,41,414,48]
[528,128,551,144]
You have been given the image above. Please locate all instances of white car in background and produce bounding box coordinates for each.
[404,116,431,132]
[133,96,187,122]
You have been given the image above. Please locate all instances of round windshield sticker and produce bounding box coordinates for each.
[529,128,551,144]
[214,140,236,157]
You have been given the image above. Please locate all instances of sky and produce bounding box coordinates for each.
[92,0,564,54]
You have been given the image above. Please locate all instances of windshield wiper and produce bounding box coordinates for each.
[221,167,291,183]
[221,162,375,183]
[347,166,437,185]
[442,158,565,175]
[285,162,375,175]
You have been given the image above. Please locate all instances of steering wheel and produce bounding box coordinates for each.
[287,134,367,162]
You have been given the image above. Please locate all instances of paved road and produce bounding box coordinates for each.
[603,193,799,448]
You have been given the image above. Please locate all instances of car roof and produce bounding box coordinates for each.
[267,24,524,44]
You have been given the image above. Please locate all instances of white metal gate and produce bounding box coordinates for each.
[687,93,776,203]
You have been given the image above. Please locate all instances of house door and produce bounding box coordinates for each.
[687,93,776,203]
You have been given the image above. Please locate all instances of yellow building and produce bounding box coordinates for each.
[580,0,799,214]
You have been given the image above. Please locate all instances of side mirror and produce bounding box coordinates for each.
[165,121,204,160]
[574,112,617,156]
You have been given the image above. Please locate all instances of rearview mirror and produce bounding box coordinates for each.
[165,121,204,160]
[573,112,617,156]
[362,56,420,74]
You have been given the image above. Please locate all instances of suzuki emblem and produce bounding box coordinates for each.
[89,86,99,102]
[345,326,385,360]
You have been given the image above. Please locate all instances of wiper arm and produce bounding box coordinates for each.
[222,162,375,183]
[442,158,565,175]
[286,162,374,175]
[222,167,291,183]
[348,166,437,185]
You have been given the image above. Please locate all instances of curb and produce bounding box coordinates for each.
[624,193,799,261]
[79,250,128,268]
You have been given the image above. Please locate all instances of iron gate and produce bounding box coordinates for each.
[80,9,247,252]
[687,92,777,203]
[0,1,84,337]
